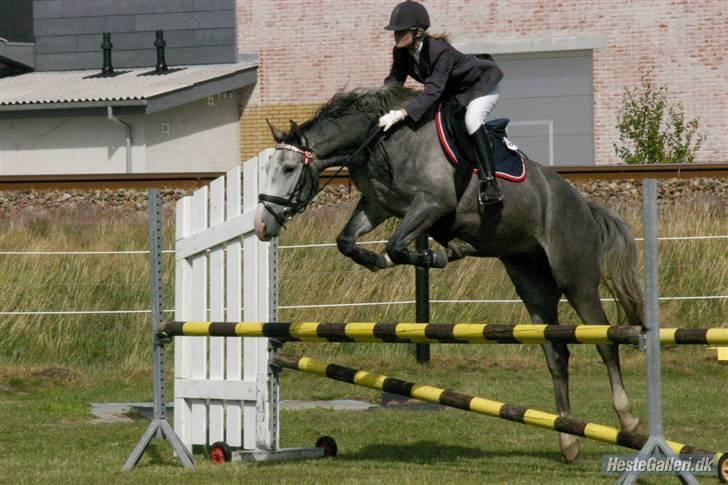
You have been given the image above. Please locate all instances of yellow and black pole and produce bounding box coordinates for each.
[159,321,728,346]
[272,352,727,479]
[415,234,430,363]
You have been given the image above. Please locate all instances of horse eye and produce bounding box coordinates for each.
[283,166,295,174]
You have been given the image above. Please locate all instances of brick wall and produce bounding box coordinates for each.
[237,0,726,163]
[239,103,319,160]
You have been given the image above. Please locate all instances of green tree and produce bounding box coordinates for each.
[613,79,705,164]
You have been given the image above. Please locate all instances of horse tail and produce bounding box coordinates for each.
[588,201,644,327]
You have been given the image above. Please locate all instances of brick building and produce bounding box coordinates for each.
[236,0,725,165]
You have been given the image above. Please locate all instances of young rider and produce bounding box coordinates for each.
[379,0,505,204]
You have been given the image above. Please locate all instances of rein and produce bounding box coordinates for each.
[258,122,384,229]
[317,123,384,194]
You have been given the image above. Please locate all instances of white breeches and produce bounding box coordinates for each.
[465,84,501,135]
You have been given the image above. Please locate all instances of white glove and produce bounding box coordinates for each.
[378,109,407,132]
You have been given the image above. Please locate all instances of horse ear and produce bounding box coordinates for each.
[289,120,308,147]
[266,119,285,143]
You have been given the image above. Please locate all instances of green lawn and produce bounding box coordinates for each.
[1,345,726,484]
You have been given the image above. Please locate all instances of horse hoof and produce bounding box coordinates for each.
[560,434,580,463]
[366,253,393,272]
[430,250,448,268]
[624,417,644,434]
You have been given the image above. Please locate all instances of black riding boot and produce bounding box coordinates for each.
[470,126,502,205]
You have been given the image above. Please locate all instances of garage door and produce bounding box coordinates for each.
[485,50,594,166]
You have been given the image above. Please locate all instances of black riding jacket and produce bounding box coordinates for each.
[384,36,503,122]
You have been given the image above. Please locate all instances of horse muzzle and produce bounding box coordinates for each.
[255,204,280,241]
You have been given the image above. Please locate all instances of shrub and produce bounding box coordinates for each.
[614,78,705,164]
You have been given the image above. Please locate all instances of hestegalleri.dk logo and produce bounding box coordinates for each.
[601,454,717,475]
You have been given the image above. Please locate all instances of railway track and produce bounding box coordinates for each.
[0,163,725,191]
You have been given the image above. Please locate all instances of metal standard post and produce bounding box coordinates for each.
[122,189,194,471]
[267,237,281,450]
[415,234,430,363]
[617,180,696,484]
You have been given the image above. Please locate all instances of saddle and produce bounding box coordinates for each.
[436,101,527,182]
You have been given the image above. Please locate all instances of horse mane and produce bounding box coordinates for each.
[301,85,416,130]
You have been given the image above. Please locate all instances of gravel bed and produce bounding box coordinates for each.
[0,178,724,215]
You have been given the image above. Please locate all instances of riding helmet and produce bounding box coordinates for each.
[384,1,430,31]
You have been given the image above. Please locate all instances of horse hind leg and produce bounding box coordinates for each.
[562,279,642,434]
[501,254,580,463]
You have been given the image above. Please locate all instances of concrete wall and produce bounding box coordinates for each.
[0,91,242,174]
[0,114,144,174]
[235,0,726,164]
[146,93,241,172]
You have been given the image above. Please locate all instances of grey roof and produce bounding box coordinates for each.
[0,41,36,69]
[0,60,257,114]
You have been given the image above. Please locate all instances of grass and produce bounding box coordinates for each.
[0,197,725,367]
[276,199,726,330]
[0,194,725,483]
[1,347,726,484]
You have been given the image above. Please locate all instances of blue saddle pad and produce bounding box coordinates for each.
[436,101,527,182]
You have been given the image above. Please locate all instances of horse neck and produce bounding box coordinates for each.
[305,116,374,170]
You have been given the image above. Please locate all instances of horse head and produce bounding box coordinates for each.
[255,120,320,240]
[255,86,416,241]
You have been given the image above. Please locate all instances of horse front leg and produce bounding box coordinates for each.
[385,192,451,268]
[336,198,393,272]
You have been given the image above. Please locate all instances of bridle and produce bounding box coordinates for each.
[257,142,319,228]
[257,123,384,229]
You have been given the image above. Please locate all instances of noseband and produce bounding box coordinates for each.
[257,142,319,228]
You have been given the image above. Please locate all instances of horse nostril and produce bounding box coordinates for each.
[255,219,266,239]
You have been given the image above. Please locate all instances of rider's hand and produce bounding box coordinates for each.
[378,109,407,132]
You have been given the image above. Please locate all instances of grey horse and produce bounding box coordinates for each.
[255,86,644,462]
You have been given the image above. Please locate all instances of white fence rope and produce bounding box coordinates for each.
[6,294,726,316]
[0,310,175,316]
[278,236,728,249]
[279,296,728,310]
[0,250,176,255]
[1,235,726,255]
[1,235,724,316]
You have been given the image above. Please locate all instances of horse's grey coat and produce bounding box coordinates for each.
[255,87,645,461]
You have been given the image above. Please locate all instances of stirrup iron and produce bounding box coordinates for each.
[479,177,502,205]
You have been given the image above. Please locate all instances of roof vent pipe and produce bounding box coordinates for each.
[154,30,168,73]
[101,32,114,75]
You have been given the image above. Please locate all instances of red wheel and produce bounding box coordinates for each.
[210,441,232,464]
[719,453,728,483]
[315,436,338,457]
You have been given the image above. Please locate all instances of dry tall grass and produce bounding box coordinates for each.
[278,199,726,327]
[0,197,724,368]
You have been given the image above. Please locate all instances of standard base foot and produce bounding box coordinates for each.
[231,447,325,462]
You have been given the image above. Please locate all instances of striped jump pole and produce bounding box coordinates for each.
[272,352,728,477]
[158,321,728,346]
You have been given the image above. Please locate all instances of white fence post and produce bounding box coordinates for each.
[225,164,244,447]
[174,154,274,452]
